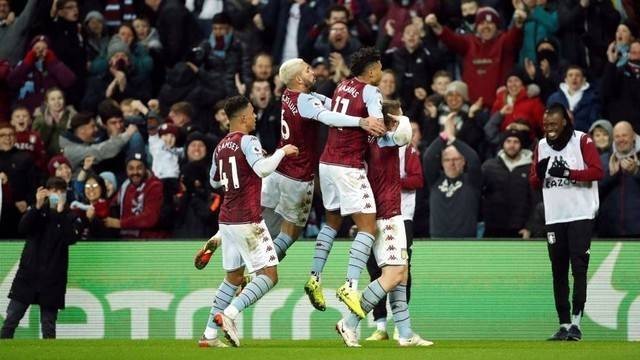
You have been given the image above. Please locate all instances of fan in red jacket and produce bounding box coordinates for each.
[491,70,545,138]
[104,152,168,238]
[425,7,527,107]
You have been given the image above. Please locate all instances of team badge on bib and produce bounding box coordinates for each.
[547,232,556,245]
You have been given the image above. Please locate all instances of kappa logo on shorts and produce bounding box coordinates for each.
[361,184,367,189]
[547,232,556,245]
[385,235,394,241]
[269,255,276,261]
[365,203,372,209]
[388,255,397,260]
[387,245,397,251]
[262,237,270,243]
[363,193,370,199]
[384,224,393,231]
[266,245,273,252]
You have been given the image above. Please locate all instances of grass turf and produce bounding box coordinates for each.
[0,340,638,360]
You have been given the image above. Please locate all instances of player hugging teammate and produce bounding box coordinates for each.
[194,47,433,348]
[302,47,432,347]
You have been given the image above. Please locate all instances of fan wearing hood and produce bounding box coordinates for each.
[546,65,601,132]
[588,119,613,154]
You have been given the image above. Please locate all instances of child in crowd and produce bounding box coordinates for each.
[10,106,46,170]
[149,122,183,228]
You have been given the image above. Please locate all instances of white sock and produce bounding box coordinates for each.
[571,313,582,328]
[561,323,571,330]
[204,326,217,339]
[223,304,240,319]
[376,319,386,331]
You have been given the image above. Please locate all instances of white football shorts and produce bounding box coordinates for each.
[261,171,314,227]
[219,220,279,273]
[373,215,408,266]
[319,163,376,216]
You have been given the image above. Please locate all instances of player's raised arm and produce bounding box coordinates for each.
[242,135,298,178]
[297,93,386,135]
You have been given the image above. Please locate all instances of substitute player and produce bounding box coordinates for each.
[335,100,432,347]
[199,96,298,347]
[262,58,386,261]
[305,47,387,317]
[529,104,603,341]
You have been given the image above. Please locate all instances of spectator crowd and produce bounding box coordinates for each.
[1,0,639,240]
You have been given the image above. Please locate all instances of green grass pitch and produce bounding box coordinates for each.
[1,340,638,360]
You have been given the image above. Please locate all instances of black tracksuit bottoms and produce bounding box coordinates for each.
[545,219,593,324]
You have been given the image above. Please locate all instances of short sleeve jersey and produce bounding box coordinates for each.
[276,89,326,181]
[367,142,402,219]
[319,78,383,168]
[211,132,264,224]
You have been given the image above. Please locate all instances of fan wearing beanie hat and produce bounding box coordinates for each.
[48,154,72,179]
[46,154,78,204]
[475,7,501,29]
[481,127,534,239]
[491,68,545,136]
[184,131,210,162]
[424,8,527,107]
[99,171,118,198]
[105,149,167,238]
[445,81,469,102]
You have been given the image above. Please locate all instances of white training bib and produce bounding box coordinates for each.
[537,131,599,225]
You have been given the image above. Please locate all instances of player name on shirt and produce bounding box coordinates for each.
[281,94,299,116]
[319,78,383,168]
[335,83,360,98]
[217,140,240,152]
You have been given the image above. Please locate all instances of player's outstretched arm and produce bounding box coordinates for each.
[243,135,299,178]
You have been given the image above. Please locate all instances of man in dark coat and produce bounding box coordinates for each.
[555,0,620,79]
[601,40,640,132]
[145,0,203,68]
[0,123,40,239]
[47,0,86,107]
[1,177,84,339]
[481,130,536,238]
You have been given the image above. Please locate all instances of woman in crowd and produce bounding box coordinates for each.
[32,87,76,156]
